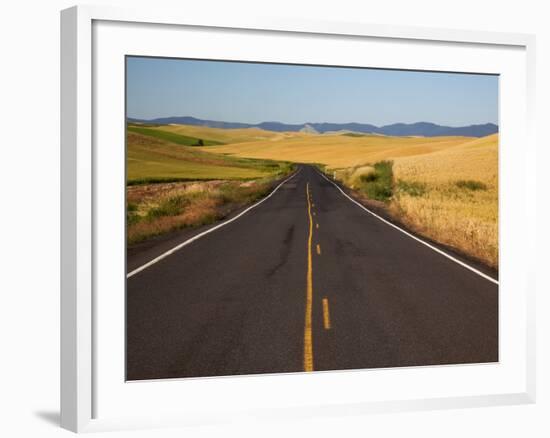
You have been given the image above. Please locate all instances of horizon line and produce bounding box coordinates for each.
[126,115,499,128]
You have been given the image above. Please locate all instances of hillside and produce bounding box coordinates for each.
[127,131,289,184]
[199,133,476,169]
[142,123,286,144]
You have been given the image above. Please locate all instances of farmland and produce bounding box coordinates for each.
[127,130,292,184]
[126,127,294,243]
[199,131,472,169]
[128,122,498,268]
[143,123,290,144]
[173,124,499,268]
[391,134,498,267]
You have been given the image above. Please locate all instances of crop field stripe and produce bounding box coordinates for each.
[127,125,223,146]
[127,169,301,279]
[316,170,499,285]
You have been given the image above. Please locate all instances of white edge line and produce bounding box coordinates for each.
[127,169,301,278]
[317,170,499,285]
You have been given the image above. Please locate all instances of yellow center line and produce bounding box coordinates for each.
[316,244,321,255]
[322,298,331,330]
[304,182,314,372]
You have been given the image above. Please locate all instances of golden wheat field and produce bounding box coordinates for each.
[152,124,499,267]
[199,132,472,169]
[391,134,498,267]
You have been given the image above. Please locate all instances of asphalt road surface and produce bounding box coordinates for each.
[126,165,498,380]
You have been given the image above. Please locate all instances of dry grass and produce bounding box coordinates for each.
[390,134,498,267]
[334,165,375,189]
[126,179,273,244]
[391,187,498,267]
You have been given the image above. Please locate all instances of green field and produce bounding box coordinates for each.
[127,129,293,184]
[127,125,224,146]
[147,123,288,144]
[126,126,295,243]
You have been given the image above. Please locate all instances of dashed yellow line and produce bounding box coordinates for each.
[322,298,331,330]
[316,244,321,255]
[304,182,314,372]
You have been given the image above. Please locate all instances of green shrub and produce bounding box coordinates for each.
[147,195,190,219]
[126,202,140,225]
[455,180,487,191]
[359,160,394,202]
[361,172,378,183]
[397,180,427,197]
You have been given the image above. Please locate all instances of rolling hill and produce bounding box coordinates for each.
[128,116,498,138]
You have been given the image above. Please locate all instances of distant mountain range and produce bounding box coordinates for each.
[127,116,498,138]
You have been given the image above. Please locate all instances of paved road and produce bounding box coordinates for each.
[126,165,498,380]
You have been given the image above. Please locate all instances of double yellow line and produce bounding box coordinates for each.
[304,182,314,371]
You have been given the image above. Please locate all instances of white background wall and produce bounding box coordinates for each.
[0,0,547,436]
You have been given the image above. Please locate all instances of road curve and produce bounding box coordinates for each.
[126,165,498,380]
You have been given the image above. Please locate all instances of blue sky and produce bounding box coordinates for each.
[126,57,498,127]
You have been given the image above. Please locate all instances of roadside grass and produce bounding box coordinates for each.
[146,195,190,220]
[391,184,497,268]
[333,165,374,189]
[126,202,139,226]
[127,125,224,146]
[126,179,274,244]
[336,161,394,202]
[357,160,394,202]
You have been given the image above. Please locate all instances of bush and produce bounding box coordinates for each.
[359,160,394,202]
[361,172,378,183]
[455,180,487,191]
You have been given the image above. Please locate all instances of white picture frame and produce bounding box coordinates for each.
[60,4,536,433]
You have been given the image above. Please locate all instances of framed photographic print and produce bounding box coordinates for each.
[61,5,536,433]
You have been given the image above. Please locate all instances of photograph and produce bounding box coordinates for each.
[125,56,499,381]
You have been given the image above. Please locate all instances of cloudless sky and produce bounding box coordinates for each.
[126,57,498,127]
